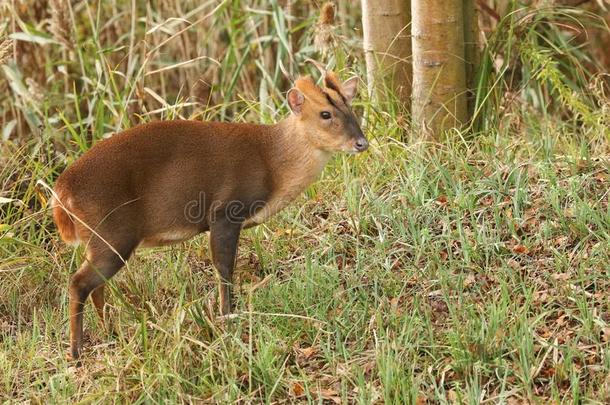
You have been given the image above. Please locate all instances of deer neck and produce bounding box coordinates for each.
[247,117,332,225]
[271,116,332,195]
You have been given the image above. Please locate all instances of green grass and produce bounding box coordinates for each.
[3,131,610,403]
[2,1,610,403]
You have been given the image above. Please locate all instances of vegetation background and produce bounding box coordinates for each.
[1,0,610,402]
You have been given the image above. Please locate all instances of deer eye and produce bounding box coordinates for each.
[320,111,331,120]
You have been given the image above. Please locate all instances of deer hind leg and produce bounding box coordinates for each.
[91,284,119,337]
[90,285,107,327]
[69,242,134,362]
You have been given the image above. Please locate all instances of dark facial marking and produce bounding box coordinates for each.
[322,90,365,140]
[324,91,340,110]
[324,77,347,104]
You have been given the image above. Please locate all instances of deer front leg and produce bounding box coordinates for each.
[209,217,242,315]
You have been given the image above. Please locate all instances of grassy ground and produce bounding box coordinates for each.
[3,124,610,403]
[2,1,610,403]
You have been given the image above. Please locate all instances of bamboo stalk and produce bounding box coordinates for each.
[361,0,411,109]
[411,0,468,137]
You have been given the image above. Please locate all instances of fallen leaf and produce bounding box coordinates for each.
[595,173,606,183]
[292,382,305,397]
[552,273,571,281]
[296,345,318,361]
[481,196,494,206]
[317,388,341,404]
[533,290,549,304]
[389,296,405,315]
[463,274,476,288]
[512,244,529,254]
[556,314,568,326]
[435,195,448,207]
[363,360,376,376]
[553,235,569,247]
[429,297,449,319]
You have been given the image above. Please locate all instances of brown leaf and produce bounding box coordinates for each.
[481,196,494,207]
[522,216,540,232]
[540,365,555,378]
[317,388,341,404]
[298,346,318,360]
[538,325,552,339]
[553,235,569,247]
[512,244,529,254]
[556,314,569,326]
[435,195,448,207]
[389,296,405,316]
[533,290,549,305]
[463,274,476,288]
[363,360,376,376]
[595,172,606,183]
[552,273,571,281]
[416,395,427,405]
[429,297,449,318]
[390,257,403,271]
[292,382,305,397]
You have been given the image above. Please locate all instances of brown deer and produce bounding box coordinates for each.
[52,66,368,362]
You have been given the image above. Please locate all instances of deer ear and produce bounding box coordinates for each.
[287,88,304,114]
[342,77,359,104]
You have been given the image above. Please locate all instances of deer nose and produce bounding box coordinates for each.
[355,138,368,152]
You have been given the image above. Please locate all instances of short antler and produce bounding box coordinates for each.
[305,58,327,77]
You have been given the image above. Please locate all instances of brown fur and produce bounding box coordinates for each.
[53,70,368,362]
[51,197,78,244]
[323,71,344,99]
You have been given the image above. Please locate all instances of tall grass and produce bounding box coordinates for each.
[1,0,610,402]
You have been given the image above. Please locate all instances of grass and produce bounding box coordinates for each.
[2,0,610,403]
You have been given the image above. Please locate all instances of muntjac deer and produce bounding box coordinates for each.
[52,66,368,361]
